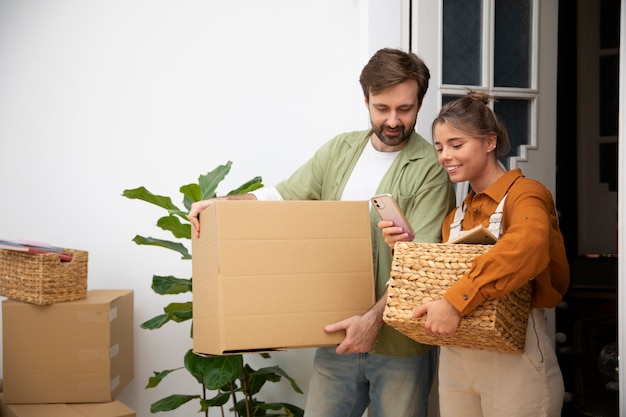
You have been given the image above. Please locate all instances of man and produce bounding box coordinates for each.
[189,48,456,417]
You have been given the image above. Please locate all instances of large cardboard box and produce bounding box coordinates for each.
[0,394,136,417]
[192,200,376,355]
[2,290,134,404]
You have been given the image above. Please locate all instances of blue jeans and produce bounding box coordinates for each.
[303,346,438,417]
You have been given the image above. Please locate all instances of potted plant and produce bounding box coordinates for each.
[122,161,304,416]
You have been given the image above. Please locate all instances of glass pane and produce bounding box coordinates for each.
[494,0,532,88]
[600,55,619,136]
[494,99,530,168]
[441,95,462,106]
[600,0,621,49]
[442,0,482,85]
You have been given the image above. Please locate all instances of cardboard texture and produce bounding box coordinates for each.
[2,290,134,404]
[192,200,376,355]
[0,394,136,417]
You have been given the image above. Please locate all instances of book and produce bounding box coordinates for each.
[0,239,64,252]
[0,240,72,261]
[447,225,498,244]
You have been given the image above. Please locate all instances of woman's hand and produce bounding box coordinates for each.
[377,220,413,249]
[413,298,461,337]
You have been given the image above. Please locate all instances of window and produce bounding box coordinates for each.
[440,0,536,169]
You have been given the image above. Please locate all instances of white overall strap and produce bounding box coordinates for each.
[448,194,508,240]
[448,203,467,240]
[487,195,507,239]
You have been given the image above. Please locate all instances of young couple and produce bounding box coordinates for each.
[189,48,569,417]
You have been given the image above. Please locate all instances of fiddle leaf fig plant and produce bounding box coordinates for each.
[123,161,304,416]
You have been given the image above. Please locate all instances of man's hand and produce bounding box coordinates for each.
[413,298,461,337]
[325,292,387,354]
[188,199,219,238]
[188,194,257,238]
[378,220,412,249]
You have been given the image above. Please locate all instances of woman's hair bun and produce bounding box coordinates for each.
[467,90,491,105]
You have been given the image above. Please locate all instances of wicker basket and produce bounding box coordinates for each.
[0,248,88,305]
[383,242,532,353]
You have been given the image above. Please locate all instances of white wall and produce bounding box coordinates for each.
[0,1,403,416]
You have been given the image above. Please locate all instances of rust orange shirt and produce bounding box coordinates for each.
[442,169,570,316]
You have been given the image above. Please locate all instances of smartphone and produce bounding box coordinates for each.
[371,193,415,241]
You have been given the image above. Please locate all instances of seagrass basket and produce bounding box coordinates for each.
[383,242,532,353]
[0,248,88,305]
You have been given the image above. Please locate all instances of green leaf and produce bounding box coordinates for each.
[257,402,304,417]
[141,303,192,330]
[140,313,169,330]
[151,275,192,295]
[145,368,183,388]
[199,392,231,411]
[184,350,210,384]
[182,194,195,213]
[203,355,244,390]
[180,183,201,204]
[164,301,193,322]
[131,235,191,259]
[245,364,304,396]
[184,350,244,389]
[245,365,278,396]
[199,161,232,200]
[156,215,191,240]
[122,186,180,211]
[227,176,264,195]
[150,394,200,413]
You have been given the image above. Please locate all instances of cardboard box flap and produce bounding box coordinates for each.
[210,200,371,240]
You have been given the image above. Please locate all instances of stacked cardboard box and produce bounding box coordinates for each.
[1,289,135,416]
[0,393,135,417]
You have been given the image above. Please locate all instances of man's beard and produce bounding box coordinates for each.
[372,122,415,147]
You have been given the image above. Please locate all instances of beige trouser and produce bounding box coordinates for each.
[438,309,565,417]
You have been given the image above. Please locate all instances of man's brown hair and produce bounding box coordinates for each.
[359,48,430,106]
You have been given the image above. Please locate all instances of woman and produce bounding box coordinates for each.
[379,91,570,417]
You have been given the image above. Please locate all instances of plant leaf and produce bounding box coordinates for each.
[184,350,243,389]
[122,186,180,211]
[184,350,210,384]
[156,215,191,239]
[200,392,231,409]
[180,183,201,204]
[257,402,305,417]
[140,313,169,330]
[164,301,193,322]
[227,176,264,195]
[131,235,191,259]
[203,355,244,390]
[145,368,183,388]
[151,275,192,295]
[249,366,304,395]
[199,161,232,200]
[150,394,200,413]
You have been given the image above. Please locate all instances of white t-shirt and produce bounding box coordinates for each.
[252,138,400,203]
